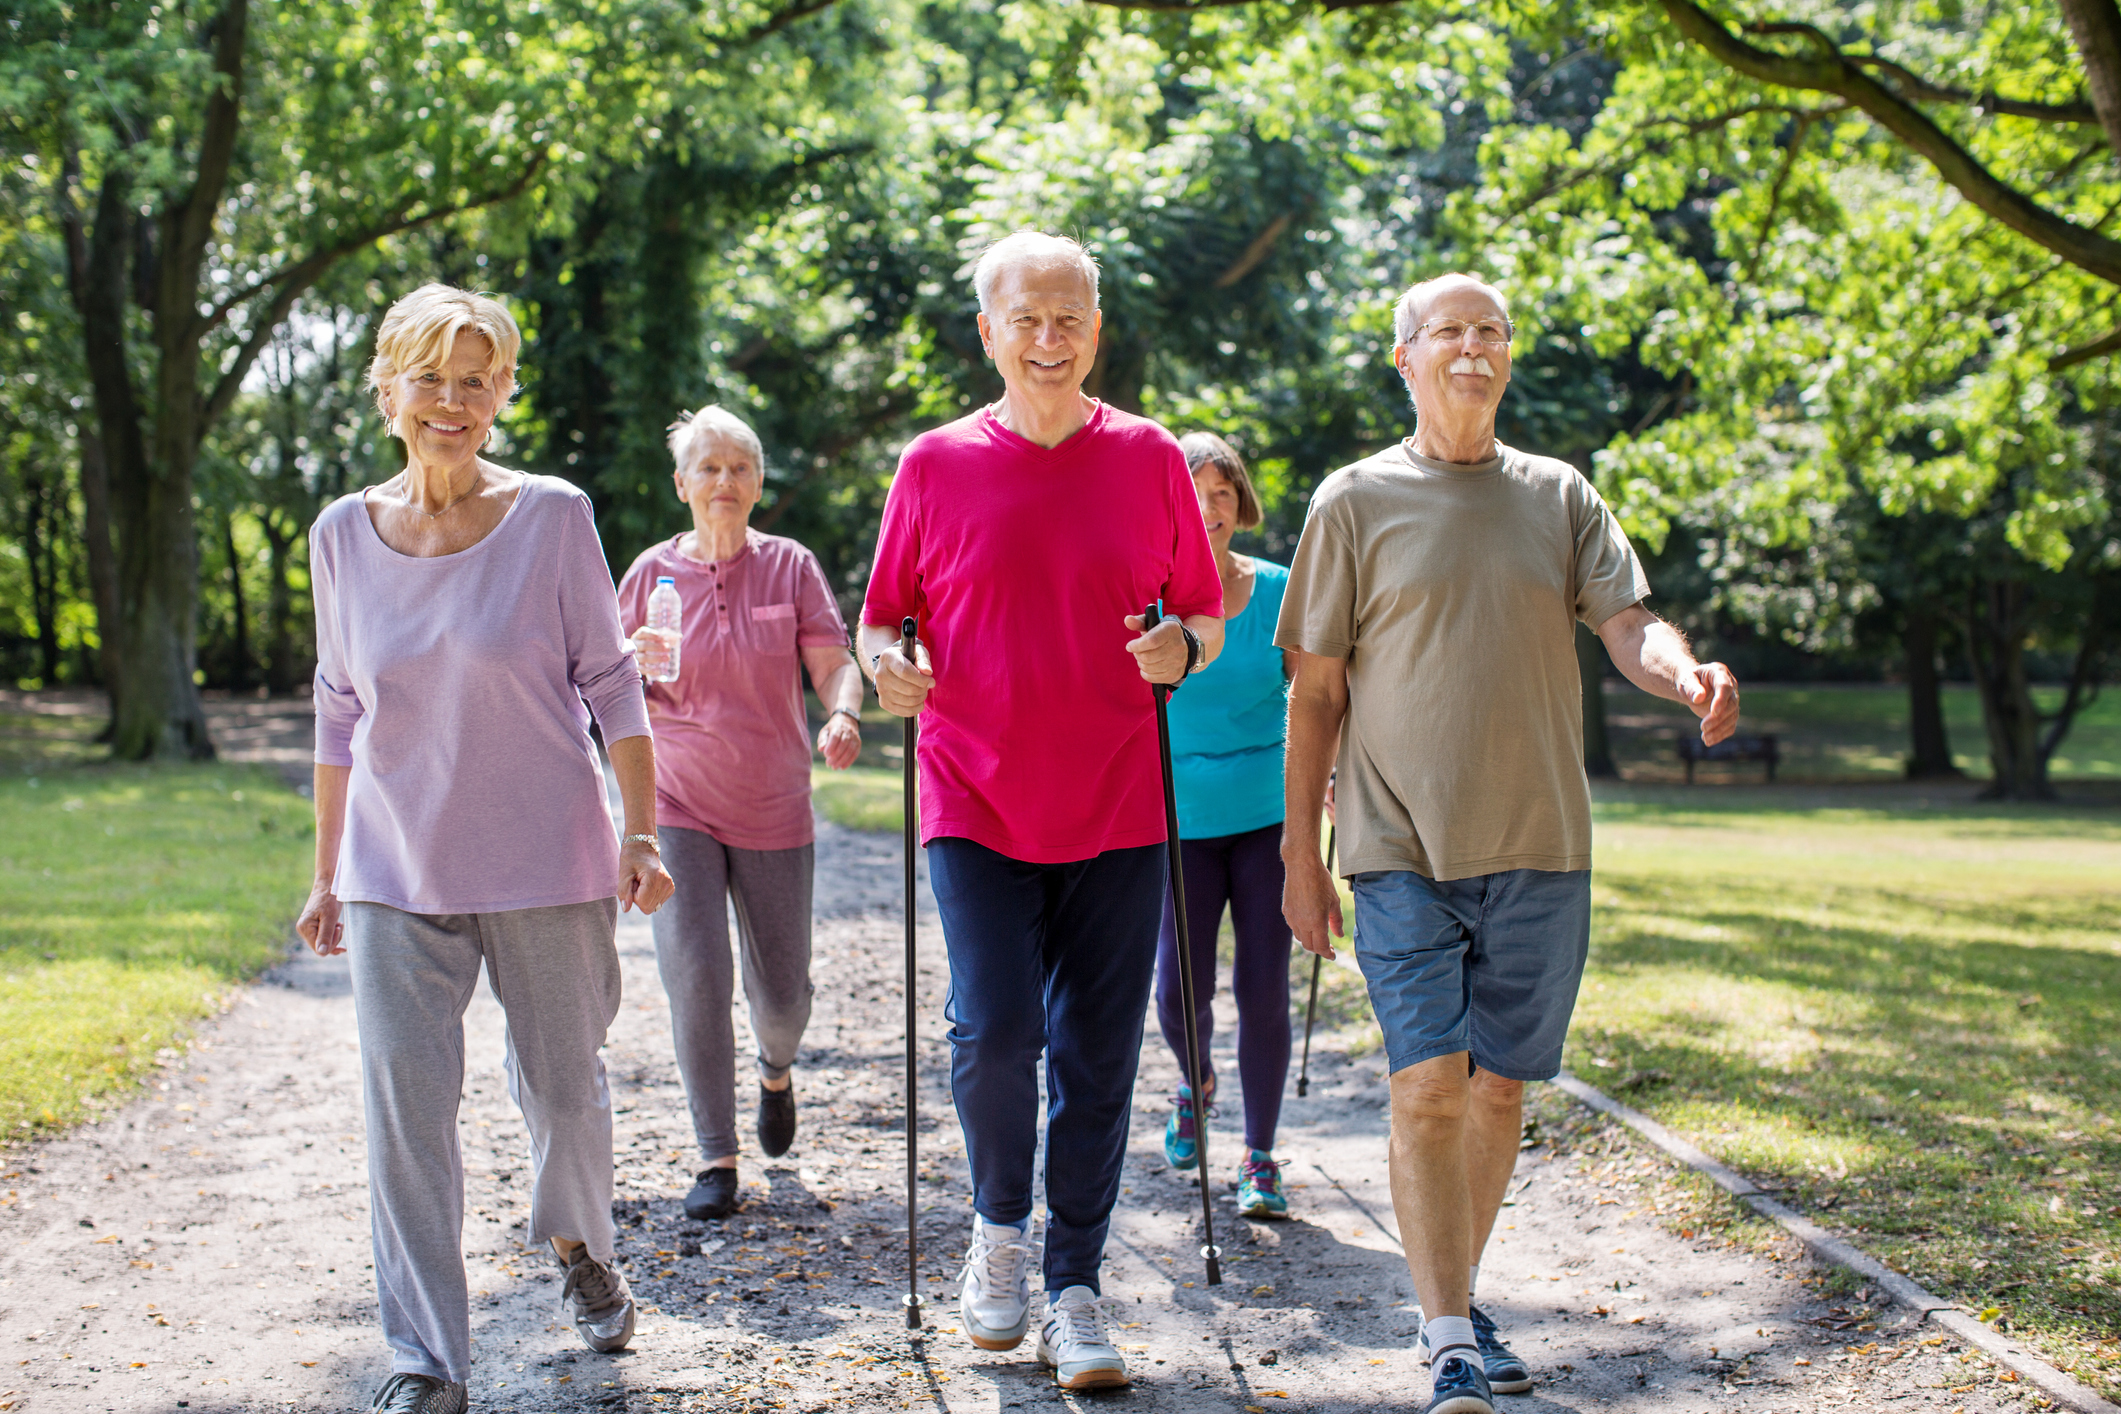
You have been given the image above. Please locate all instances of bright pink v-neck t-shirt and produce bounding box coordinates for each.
[861,403,1222,863]
[616,529,850,851]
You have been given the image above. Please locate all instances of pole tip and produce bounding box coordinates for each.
[1205,1255,1223,1286]
[1296,1078,1308,1097]
[904,1293,922,1329]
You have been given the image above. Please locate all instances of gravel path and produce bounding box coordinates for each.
[0,785,2039,1413]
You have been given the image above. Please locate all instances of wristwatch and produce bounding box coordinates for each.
[621,832,660,850]
[828,706,861,726]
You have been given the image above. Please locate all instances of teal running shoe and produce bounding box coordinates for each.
[1236,1149,1288,1218]
[1162,1082,1209,1170]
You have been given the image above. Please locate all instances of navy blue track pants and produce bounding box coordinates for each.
[925,836,1165,1294]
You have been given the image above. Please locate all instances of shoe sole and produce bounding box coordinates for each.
[1165,1152,1198,1171]
[961,1302,1029,1351]
[1053,1366,1130,1391]
[1237,1200,1286,1219]
[576,1310,635,1354]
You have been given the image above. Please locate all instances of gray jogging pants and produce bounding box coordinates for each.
[650,826,815,1164]
[345,898,621,1384]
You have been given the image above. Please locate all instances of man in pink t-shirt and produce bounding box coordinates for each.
[860,232,1222,1391]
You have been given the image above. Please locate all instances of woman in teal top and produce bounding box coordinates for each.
[1157,431,1297,1218]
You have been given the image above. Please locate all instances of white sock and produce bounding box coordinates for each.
[1467,1263,1480,1302]
[1425,1314,1478,1366]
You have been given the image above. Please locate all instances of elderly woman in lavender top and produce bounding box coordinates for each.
[615,405,864,1223]
[295,284,673,1414]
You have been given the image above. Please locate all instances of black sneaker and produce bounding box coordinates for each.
[368,1373,467,1413]
[685,1167,739,1220]
[1469,1303,1531,1393]
[758,1082,797,1157]
[1423,1349,1495,1414]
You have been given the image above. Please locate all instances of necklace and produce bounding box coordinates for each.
[403,468,479,520]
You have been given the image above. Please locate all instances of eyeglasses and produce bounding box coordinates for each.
[1412,318,1514,346]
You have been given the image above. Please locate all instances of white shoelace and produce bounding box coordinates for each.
[966,1226,1034,1293]
[1047,1293,1121,1350]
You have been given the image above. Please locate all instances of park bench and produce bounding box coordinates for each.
[1675,731,1779,784]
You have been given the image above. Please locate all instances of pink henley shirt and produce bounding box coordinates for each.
[311,475,651,915]
[861,403,1222,863]
[616,529,850,851]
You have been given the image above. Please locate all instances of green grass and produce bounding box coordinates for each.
[1575,786,2121,1395]
[1607,681,2121,782]
[0,752,314,1139]
[811,766,906,833]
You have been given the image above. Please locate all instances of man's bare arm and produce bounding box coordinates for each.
[1595,602,1740,746]
[1282,648,1349,960]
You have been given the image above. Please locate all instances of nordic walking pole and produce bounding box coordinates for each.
[900,616,922,1331]
[1296,822,1333,1098]
[1145,603,1222,1287]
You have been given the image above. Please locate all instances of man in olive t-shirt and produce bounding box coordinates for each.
[1276,274,1739,1414]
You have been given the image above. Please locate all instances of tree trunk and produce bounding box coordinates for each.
[1963,579,2052,800]
[223,511,251,692]
[76,427,123,702]
[261,510,299,694]
[1902,604,1962,778]
[1577,622,1618,777]
[109,448,214,758]
[2054,0,2121,164]
[21,466,62,683]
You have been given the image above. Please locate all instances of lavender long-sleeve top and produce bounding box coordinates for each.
[311,474,651,915]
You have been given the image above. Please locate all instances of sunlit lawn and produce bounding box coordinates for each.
[1573,786,2121,1393]
[0,715,313,1139]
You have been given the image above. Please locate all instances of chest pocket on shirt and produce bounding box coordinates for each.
[746,601,798,655]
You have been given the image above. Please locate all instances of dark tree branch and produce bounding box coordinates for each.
[1660,0,2121,286]
[735,0,840,44]
[1845,54,2097,124]
[2050,323,2121,367]
[166,0,250,351]
[1501,101,1846,220]
[199,153,550,433]
[1744,109,1818,280]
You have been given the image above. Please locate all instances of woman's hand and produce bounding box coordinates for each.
[296,876,345,957]
[1122,613,1191,684]
[619,838,675,915]
[817,712,862,770]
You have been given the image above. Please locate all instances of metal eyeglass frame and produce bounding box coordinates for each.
[1412,316,1517,346]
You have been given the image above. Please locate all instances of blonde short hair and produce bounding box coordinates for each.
[667,405,765,472]
[365,284,520,430]
[1392,273,1512,347]
[1178,431,1263,531]
[972,232,1101,314]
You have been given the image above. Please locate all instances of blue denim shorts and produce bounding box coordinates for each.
[1351,868,1592,1081]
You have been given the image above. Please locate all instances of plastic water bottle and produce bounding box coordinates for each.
[643,576,682,683]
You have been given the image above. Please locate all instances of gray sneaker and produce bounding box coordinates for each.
[1035,1285,1129,1390]
[559,1248,637,1353]
[367,1373,467,1414]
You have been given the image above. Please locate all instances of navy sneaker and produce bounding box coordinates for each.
[1415,1306,1532,1395]
[1423,1349,1494,1414]
[1469,1303,1531,1393]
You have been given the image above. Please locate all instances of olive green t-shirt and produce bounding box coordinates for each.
[1274,440,1649,881]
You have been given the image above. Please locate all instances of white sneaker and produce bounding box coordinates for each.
[1036,1285,1128,1390]
[958,1217,1035,1350]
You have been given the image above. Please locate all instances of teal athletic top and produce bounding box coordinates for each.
[1169,557,1289,839]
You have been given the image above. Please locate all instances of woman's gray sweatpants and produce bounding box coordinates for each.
[345,898,621,1384]
[650,826,815,1163]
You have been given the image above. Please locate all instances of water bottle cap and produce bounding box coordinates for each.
[656,576,675,586]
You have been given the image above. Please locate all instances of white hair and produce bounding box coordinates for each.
[667,405,764,472]
[972,232,1101,314]
[1392,273,1513,347]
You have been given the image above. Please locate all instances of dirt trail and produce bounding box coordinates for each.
[0,760,2036,1413]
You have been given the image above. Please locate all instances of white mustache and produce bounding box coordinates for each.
[1449,356,1496,376]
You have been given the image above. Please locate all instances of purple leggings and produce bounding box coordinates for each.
[1155,821,1293,1152]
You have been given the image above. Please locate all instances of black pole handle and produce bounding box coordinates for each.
[901,616,922,1329]
[1146,602,1222,1286]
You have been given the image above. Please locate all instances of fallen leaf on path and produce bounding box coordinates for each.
[92,1235,119,1244]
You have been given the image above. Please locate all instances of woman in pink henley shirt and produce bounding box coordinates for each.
[615,405,865,1223]
[294,285,671,1408]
